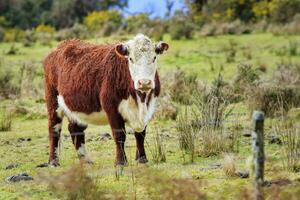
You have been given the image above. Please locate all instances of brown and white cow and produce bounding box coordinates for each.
[43,34,169,166]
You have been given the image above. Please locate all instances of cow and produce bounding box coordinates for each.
[43,34,169,166]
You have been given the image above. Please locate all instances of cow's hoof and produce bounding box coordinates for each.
[137,156,148,164]
[48,160,60,167]
[115,160,128,166]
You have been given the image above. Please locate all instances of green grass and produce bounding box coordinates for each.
[0,33,300,199]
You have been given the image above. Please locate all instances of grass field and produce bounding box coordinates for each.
[0,33,300,199]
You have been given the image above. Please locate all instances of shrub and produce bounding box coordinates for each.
[125,13,150,34]
[270,0,300,23]
[145,19,166,41]
[0,61,20,98]
[169,11,194,40]
[35,24,55,34]
[23,30,36,47]
[84,10,122,34]
[155,95,178,120]
[246,62,300,117]
[233,64,260,95]
[4,28,25,42]
[55,23,89,41]
[247,84,300,117]
[161,68,199,105]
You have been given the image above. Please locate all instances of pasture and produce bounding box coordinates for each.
[0,33,300,199]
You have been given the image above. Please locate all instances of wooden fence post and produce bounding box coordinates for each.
[252,111,265,200]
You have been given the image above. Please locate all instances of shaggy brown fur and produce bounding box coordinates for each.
[44,39,160,166]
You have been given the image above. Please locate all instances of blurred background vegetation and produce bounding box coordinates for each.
[0,0,300,43]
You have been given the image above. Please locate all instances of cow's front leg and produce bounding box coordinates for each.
[107,112,127,166]
[68,123,93,164]
[135,129,148,163]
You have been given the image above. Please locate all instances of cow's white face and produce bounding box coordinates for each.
[115,34,169,93]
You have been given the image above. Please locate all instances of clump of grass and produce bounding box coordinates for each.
[140,168,206,200]
[224,39,237,63]
[41,164,123,200]
[195,75,238,156]
[288,40,298,56]
[222,153,236,177]
[176,107,196,163]
[274,119,300,172]
[0,107,12,131]
[6,43,19,55]
[150,127,166,164]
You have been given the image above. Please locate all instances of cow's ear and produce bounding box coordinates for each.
[155,42,169,54]
[115,44,129,57]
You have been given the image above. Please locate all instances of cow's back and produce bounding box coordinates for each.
[44,39,116,113]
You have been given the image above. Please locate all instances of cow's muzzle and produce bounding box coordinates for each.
[137,79,152,93]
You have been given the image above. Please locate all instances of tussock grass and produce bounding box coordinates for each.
[0,107,12,131]
[41,164,124,200]
[274,119,300,172]
[222,153,236,177]
[149,127,166,164]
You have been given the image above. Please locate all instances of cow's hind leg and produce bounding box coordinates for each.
[68,123,93,164]
[46,87,63,167]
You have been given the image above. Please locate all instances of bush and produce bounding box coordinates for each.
[269,14,300,35]
[169,11,194,40]
[145,19,166,41]
[23,29,36,47]
[35,24,55,34]
[161,68,200,105]
[55,23,89,41]
[125,15,166,40]
[270,0,300,23]
[4,28,25,42]
[125,13,150,34]
[155,95,178,120]
[233,64,260,95]
[0,61,20,99]
[84,10,122,35]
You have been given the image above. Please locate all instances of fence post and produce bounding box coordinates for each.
[252,111,265,200]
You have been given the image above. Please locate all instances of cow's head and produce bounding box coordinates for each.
[115,34,169,93]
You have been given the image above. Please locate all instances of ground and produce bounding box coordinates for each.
[0,33,300,199]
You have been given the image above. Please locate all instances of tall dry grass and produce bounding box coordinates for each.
[274,118,300,172]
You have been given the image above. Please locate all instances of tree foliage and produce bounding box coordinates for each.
[186,0,300,24]
[0,0,128,29]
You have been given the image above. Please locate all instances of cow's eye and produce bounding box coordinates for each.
[129,57,134,63]
[153,56,157,62]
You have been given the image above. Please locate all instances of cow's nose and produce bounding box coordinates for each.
[138,79,152,91]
